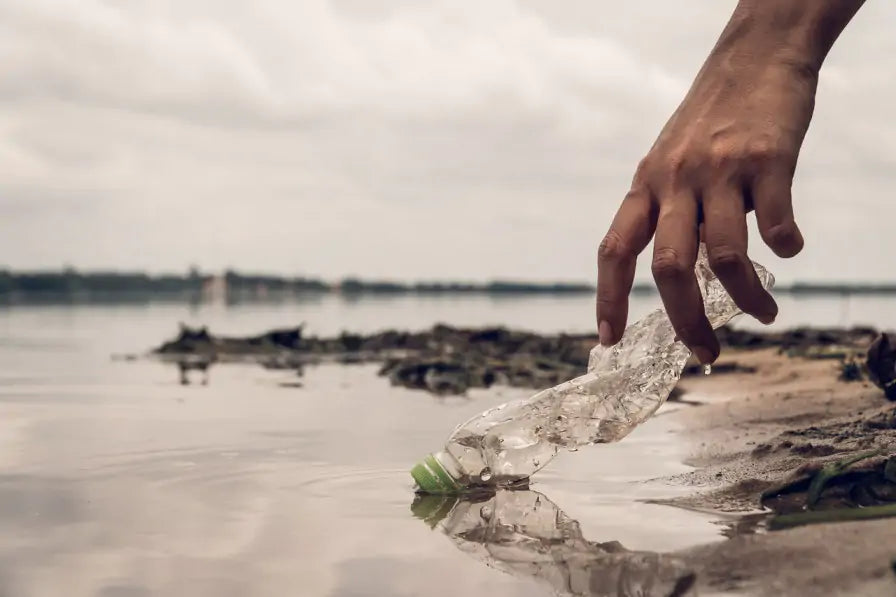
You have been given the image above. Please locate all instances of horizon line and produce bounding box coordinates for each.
[2,267,896,290]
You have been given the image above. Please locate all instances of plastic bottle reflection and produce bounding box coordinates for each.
[412,490,697,597]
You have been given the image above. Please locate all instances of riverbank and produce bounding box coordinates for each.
[664,344,896,595]
[145,322,884,394]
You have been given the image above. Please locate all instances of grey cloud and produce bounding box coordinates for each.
[0,0,894,282]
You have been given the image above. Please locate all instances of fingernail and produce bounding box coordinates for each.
[692,346,715,364]
[758,314,776,325]
[599,320,613,345]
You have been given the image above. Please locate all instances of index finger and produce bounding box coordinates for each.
[597,189,656,346]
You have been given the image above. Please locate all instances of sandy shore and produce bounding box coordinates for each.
[663,346,896,596]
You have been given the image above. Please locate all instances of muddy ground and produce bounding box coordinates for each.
[148,322,884,395]
[665,346,896,596]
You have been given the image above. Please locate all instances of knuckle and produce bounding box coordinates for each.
[704,136,791,172]
[706,144,739,171]
[651,247,688,281]
[763,222,799,247]
[663,147,689,179]
[622,187,645,203]
[707,246,745,276]
[595,295,619,314]
[653,145,702,189]
[598,230,631,263]
[748,138,778,162]
[633,157,652,181]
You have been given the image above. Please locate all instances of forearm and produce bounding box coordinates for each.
[716,0,866,74]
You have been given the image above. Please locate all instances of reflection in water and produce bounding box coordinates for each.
[173,354,216,385]
[412,490,697,597]
[168,354,309,387]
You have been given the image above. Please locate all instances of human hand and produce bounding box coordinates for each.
[596,9,825,364]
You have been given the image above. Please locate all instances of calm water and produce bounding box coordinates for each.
[0,293,893,597]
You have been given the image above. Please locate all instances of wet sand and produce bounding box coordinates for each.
[662,347,896,596]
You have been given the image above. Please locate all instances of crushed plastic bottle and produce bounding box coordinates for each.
[410,244,774,494]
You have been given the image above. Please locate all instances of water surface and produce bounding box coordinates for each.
[0,294,891,596]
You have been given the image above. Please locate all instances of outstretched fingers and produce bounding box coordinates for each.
[703,184,778,324]
[751,166,804,258]
[651,193,719,364]
[597,190,656,346]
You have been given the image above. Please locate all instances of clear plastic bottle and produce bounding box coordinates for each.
[410,245,774,494]
[412,490,696,596]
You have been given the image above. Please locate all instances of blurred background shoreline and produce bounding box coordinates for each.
[2,266,895,307]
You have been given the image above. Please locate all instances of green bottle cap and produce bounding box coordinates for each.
[410,453,461,495]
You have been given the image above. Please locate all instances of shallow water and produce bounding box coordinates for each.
[0,294,890,596]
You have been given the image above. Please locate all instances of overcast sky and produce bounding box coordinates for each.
[1,0,894,283]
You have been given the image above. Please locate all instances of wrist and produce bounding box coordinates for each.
[720,0,865,74]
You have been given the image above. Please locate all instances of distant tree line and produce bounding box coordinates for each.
[336,278,600,295]
[0,269,200,296]
[0,267,893,304]
[0,267,599,303]
[787,282,896,295]
[0,267,326,303]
